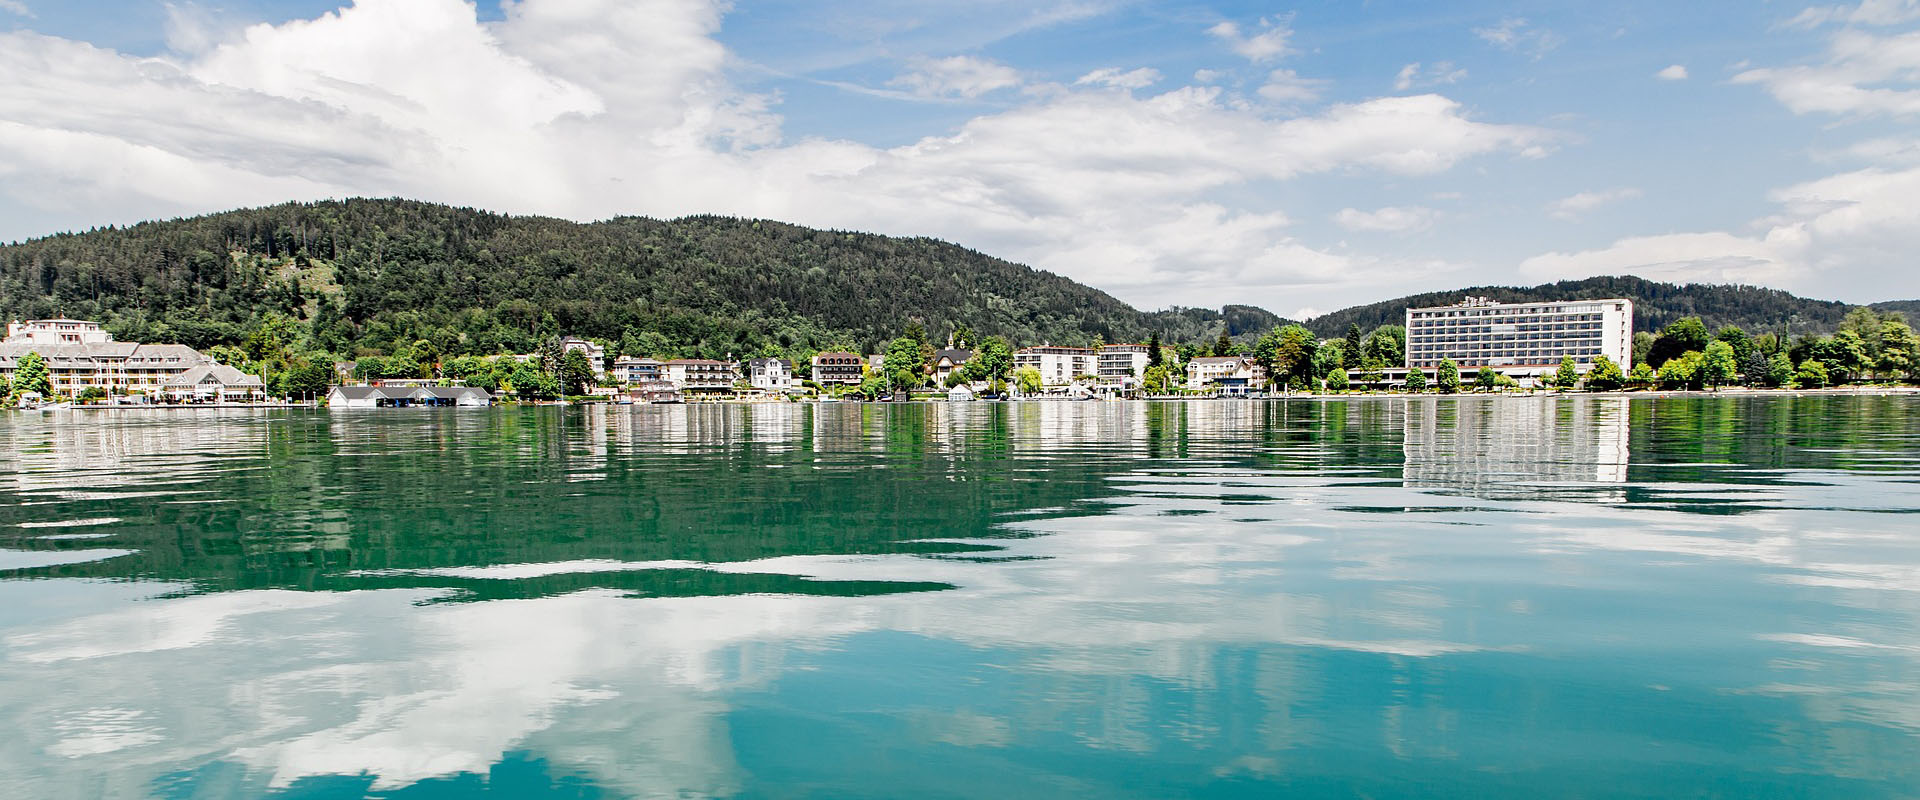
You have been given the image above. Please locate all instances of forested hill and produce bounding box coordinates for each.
[1304,276,1898,338]
[0,198,1276,359]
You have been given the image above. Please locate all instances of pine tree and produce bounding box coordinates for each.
[1146,331,1163,368]
[1343,323,1363,371]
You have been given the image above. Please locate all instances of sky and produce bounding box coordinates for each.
[1,0,1918,318]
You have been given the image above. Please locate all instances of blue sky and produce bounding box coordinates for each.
[2,0,1917,316]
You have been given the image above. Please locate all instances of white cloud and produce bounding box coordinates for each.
[1825,136,1920,163]
[1784,0,1920,28]
[1734,28,1920,116]
[1394,61,1466,91]
[0,0,32,19]
[888,55,1022,99]
[1255,69,1324,103]
[1547,187,1641,220]
[1192,69,1225,84]
[1656,64,1689,80]
[1074,67,1161,90]
[1521,166,1920,296]
[1206,17,1294,63]
[1474,18,1562,60]
[1333,205,1438,234]
[0,0,1549,310]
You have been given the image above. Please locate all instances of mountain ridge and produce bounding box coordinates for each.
[0,199,1908,360]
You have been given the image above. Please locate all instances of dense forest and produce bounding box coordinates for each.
[4,199,1911,376]
[0,198,1272,361]
[1303,276,1877,339]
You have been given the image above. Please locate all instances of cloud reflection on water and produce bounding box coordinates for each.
[0,397,1916,796]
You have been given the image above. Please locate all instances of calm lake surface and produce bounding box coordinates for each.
[2,396,1917,798]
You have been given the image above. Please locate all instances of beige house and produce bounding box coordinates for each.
[163,364,268,403]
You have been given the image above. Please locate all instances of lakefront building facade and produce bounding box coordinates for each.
[1405,296,1635,380]
[1097,344,1151,388]
[2,319,225,397]
[1015,346,1098,387]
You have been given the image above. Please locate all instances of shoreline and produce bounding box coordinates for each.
[8,386,1916,413]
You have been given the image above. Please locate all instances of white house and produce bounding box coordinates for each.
[747,358,794,392]
[559,337,607,379]
[1186,357,1263,395]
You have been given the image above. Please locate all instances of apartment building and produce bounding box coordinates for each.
[2,319,218,397]
[1097,344,1151,387]
[664,359,738,393]
[812,351,864,385]
[1405,296,1634,380]
[611,356,663,385]
[6,319,113,345]
[1014,346,1097,387]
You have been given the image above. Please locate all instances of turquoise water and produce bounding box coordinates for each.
[1,396,1917,798]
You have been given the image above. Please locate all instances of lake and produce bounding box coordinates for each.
[1,396,1917,798]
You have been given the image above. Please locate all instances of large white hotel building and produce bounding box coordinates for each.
[1405,296,1635,381]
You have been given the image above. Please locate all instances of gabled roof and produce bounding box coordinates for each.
[933,349,973,364]
[329,385,492,401]
[163,363,265,388]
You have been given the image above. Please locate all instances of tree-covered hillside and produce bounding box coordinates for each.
[1304,276,1892,339]
[0,198,1267,359]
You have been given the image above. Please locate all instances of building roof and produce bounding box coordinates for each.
[812,351,860,361]
[1188,356,1249,365]
[330,385,492,401]
[933,348,973,364]
[747,357,792,368]
[163,363,266,389]
[1017,345,1098,354]
[1408,296,1634,313]
[665,359,733,366]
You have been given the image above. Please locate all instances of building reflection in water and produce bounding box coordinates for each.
[0,409,270,496]
[1402,396,1630,502]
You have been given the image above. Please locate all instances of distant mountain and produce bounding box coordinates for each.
[1870,300,1920,319]
[0,198,1278,358]
[1304,276,1899,337]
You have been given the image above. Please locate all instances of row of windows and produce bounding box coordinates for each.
[1411,306,1612,319]
[1414,333,1602,344]
[1412,321,1603,330]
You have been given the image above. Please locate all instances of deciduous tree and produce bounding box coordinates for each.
[1702,340,1737,389]
[1584,355,1624,391]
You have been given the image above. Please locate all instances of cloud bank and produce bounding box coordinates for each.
[0,0,1550,311]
